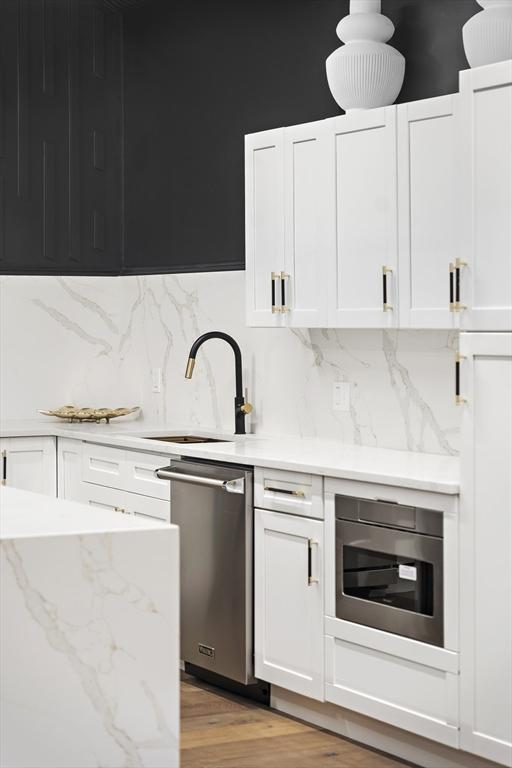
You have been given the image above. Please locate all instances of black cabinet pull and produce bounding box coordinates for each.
[382,266,393,311]
[280,272,289,313]
[2,450,6,485]
[449,263,455,310]
[271,272,281,314]
[453,259,467,311]
[455,353,467,405]
[264,485,305,497]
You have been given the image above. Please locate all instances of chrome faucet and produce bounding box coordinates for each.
[185,331,253,435]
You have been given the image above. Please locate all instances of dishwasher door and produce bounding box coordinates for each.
[163,459,254,685]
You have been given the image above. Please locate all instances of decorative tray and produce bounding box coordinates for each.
[38,406,140,424]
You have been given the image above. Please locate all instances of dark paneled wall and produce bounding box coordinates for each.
[1,0,479,274]
[123,0,477,275]
[0,0,123,274]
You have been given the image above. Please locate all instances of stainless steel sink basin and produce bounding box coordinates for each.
[144,435,231,444]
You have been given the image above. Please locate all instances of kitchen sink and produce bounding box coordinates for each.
[144,435,231,444]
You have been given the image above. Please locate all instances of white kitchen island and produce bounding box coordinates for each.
[0,487,179,768]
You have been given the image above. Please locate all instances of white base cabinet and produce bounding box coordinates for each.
[0,436,56,496]
[57,437,83,500]
[57,439,170,522]
[459,333,512,767]
[325,635,459,748]
[255,508,324,701]
[80,482,169,521]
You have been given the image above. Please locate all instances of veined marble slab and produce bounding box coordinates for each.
[0,272,460,456]
[0,487,179,768]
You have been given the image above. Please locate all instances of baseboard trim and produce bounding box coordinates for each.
[271,686,503,768]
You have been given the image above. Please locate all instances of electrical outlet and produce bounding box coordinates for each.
[152,368,162,394]
[333,382,350,412]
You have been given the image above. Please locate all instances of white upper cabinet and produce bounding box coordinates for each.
[459,61,512,331]
[245,61,511,330]
[245,128,285,327]
[245,123,329,327]
[398,95,460,329]
[283,121,330,327]
[326,107,399,328]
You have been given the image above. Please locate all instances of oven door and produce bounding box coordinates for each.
[336,519,443,647]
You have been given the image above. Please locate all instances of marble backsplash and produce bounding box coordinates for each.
[0,272,460,455]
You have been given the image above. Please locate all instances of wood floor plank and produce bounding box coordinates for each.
[180,679,410,768]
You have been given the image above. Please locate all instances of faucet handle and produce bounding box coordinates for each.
[241,402,253,415]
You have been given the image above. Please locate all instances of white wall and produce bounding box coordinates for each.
[0,273,460,455]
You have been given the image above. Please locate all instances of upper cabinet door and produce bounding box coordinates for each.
[459,61,512,331]
[282,122,330,327]
[245,129,285,327]
[326,107,399,328]
[398,95,460,329]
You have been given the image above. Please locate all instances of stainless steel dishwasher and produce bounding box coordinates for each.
[156,458,265,697]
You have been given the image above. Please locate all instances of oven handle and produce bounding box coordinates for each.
[155,468,245,494]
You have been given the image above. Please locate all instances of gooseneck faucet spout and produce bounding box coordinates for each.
[185,331,253,435]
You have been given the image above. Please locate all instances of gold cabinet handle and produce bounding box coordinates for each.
[308,539,319,585]
[382,266,393,311]
[455,353,467,405]
[453,258,467,311]
[271,272,282,313]
[280,272,290,313]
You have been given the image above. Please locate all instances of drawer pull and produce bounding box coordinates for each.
[264,486,305,498]
[1,450,6,486]
[453,258,467,312]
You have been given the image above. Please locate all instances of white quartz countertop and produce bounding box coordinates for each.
[0,419,460,495]
[0,486,172,540]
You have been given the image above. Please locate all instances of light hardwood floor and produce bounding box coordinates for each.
[181,677,411,768]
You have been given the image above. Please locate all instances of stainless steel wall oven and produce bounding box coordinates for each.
[335,495,444,647]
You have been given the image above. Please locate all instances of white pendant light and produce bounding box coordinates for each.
[463,0,512,69]
[325,0,405,112]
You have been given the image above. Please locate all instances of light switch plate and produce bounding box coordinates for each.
[333,382,350,412]
[152,368,162,393]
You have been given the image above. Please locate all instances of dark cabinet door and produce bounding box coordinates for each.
[0,0,123,275]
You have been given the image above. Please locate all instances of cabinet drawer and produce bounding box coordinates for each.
[325,635,459,748]
[80,482,170,522]
[255,467,323,518]
[82,443,170,500]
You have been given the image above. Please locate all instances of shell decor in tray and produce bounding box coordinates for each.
[39,405,140,424]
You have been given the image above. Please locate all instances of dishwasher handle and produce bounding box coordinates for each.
[155,468,245,494]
